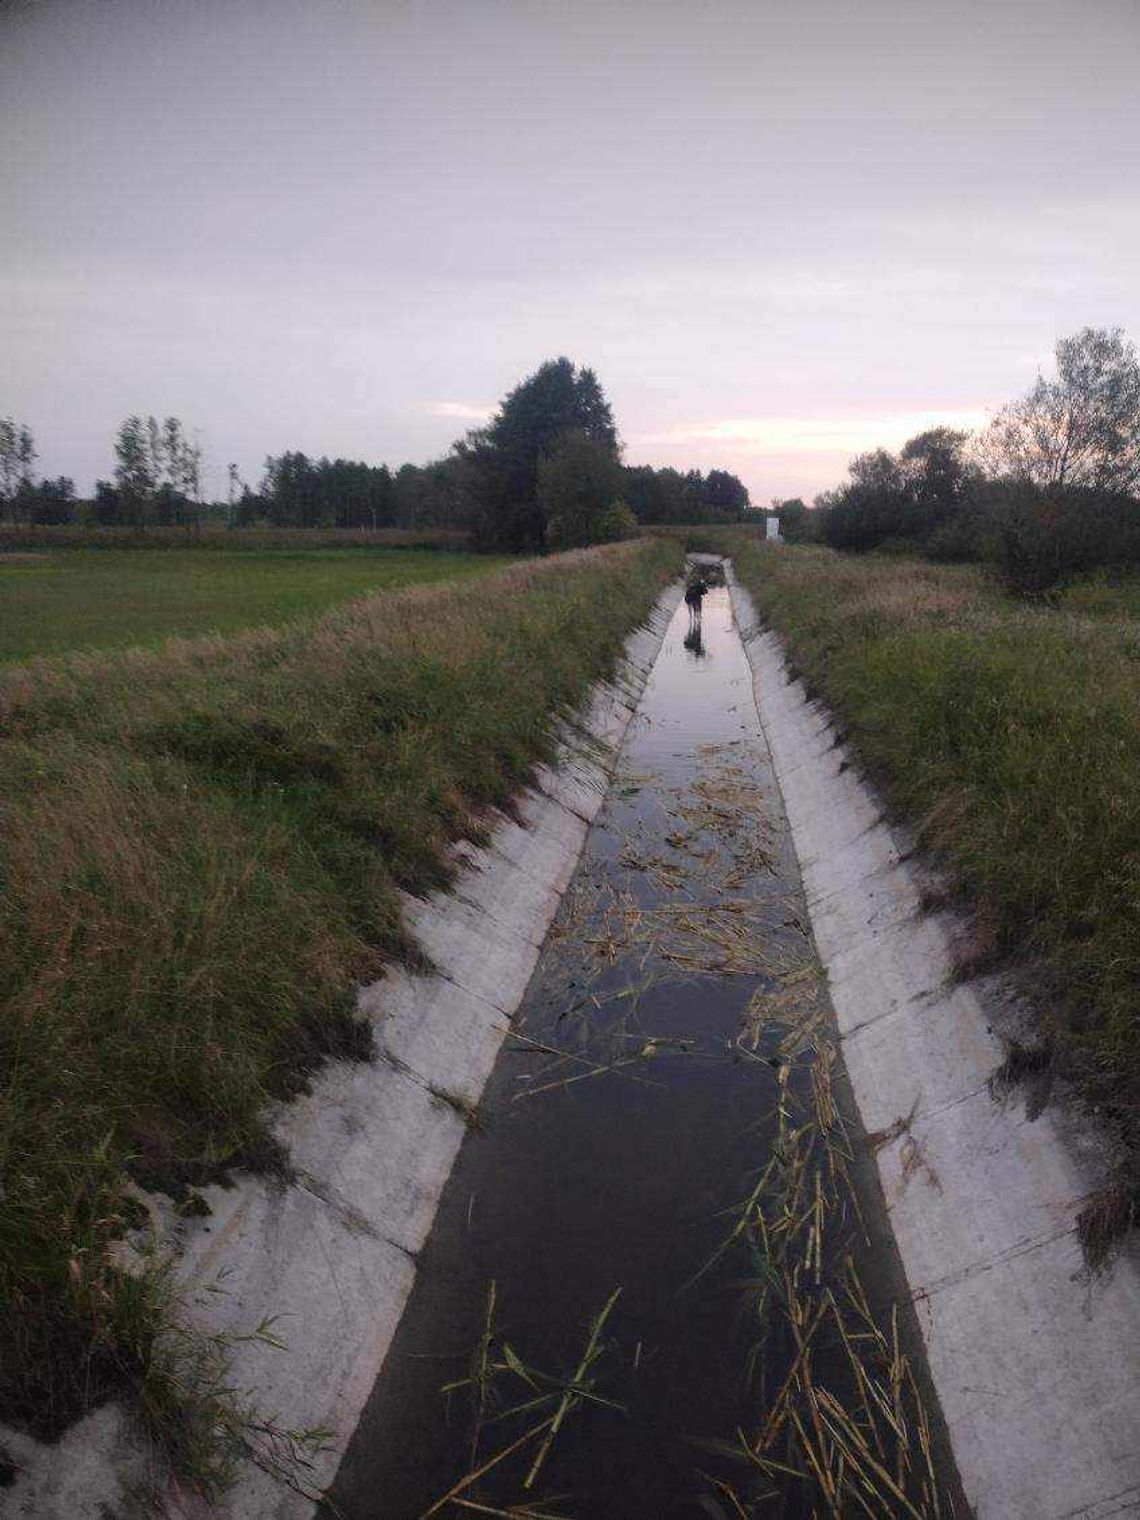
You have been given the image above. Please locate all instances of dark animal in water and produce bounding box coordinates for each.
[685,578,708,617]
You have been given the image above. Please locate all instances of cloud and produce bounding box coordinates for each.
[425,401,492,421]
[632,409,990,458]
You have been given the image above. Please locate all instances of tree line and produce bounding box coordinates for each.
[457,357,750,551]
[0,417,77,525]
[780,326,1140,592]
[1,363,751,546]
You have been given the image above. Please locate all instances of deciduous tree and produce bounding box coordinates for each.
[114,416,155,524]
[703,468,750,515]
[538,432,626,549]
[0,418,36,513]
[979,326,1140,493]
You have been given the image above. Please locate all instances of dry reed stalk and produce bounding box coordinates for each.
[450,1501,568,1518]
[429,1284,625,1518]
[717,975,950,1517]
[522,1289,622,1491]
[418,1420,555,1520]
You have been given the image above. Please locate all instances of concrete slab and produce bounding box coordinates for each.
[771,754,885,861]
[175,1180,416,1520]
[823,899,956,1013]
[503,786,592,889]
[273,1058,468,1257]
[575,684,637,751]
[362,966,507,1105]
[921,1229,1140,1520]
[443,838,567,948]
[401,889,542,1013]
[532,750,612,824]
[874,1084,1092,1289]
[840,980,996,1127]
[0,1406,148,1520]
[800,820,904,907]
[805,850,919,963]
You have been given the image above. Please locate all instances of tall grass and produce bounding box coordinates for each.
[727,542,1140,1238]
[0,538,680,1482]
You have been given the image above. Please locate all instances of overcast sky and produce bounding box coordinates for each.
[3,0,1138,503]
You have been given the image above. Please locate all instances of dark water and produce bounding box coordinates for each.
[324,586,959,1520]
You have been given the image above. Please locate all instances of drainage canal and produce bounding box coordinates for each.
[324,575,963,1520]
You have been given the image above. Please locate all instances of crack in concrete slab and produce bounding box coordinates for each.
[294,1170,419,1262]
[914,1222,1078,1299]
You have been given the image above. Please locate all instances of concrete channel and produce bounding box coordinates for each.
[7,560,1139,1518]
[319,570,964,1519]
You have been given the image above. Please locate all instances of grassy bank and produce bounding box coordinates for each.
[0,546,508,663]
[727,541,1140,1246]
[0,537,680,1488]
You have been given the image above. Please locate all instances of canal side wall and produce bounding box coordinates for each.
[1,585,684,1520]
[726,564,1140,1520]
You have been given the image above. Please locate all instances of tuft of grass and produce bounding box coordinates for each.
[727,542,1140,1249]
[1077,1180,1140,1274]
[988,1040,1053,1099]
[0,545,511,663]
[0,538,681,1487]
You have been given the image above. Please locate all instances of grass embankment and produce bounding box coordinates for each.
[0,537,680,1487]
[0,546,508,663]
[728,541,1140,1249]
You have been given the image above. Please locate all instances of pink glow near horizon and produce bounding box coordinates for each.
[3,0,1137,504]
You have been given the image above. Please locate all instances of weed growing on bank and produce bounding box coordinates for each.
[727,541,1140,1245]
[0,537,680,1485]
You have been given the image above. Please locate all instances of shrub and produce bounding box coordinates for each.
[594,499,639,543]
[984,482,1140,595]
[924,511,985,563]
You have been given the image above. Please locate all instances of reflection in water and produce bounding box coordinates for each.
[682,624,705,658]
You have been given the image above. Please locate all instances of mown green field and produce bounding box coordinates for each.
[0,547,509,662]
